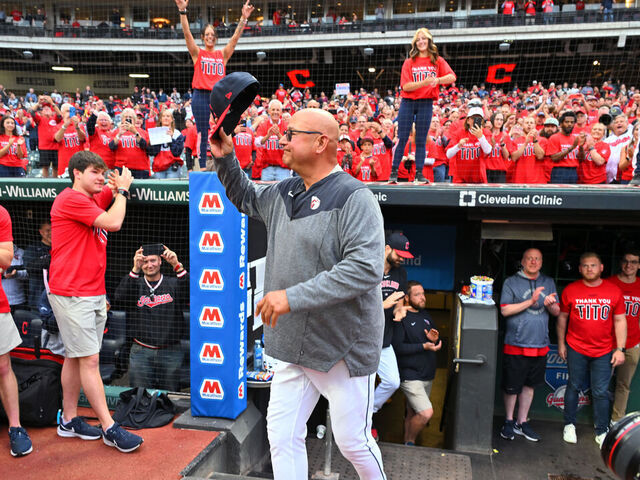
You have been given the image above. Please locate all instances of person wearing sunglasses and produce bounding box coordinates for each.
[210,108,386,480]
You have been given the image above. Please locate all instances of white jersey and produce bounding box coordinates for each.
[604,124,633,183]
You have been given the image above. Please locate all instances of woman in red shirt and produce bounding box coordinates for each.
[390,28,456,184]
[486,112,510,182]
[0,115,27,177]
[181,117,199,172]
[148,109,185,179]
[108,108,150,179]
[176,0,254,169]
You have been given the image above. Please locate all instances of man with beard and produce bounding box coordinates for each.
[557,252,626,447]
[499,248,559,442]
[546,111,583,183]
[392,281,442,445]
[371,233,413,440]
[114,245,188,391]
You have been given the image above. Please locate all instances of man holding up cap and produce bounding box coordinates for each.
[210,107,386,480]
[372,233,413,439]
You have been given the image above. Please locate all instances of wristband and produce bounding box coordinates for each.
[118,188,130,199]
[174,262,185,272]
[617,347,626,353]
[178,9,188,15]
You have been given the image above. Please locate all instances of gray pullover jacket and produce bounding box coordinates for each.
[214,153,385,377]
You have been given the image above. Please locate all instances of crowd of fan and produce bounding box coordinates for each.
[0,79,639,184]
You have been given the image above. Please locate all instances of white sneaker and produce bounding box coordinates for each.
[595,432,606,448]
[563,424,577,444]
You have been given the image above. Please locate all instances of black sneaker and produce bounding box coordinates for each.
[102,422,143,453]
[388,168,398,184]
[500,419,515,440]
[630,175,640,186]
[9,427,33,457]
[58,416,102,440]
[514,422,540,442]
[414,172,429,184]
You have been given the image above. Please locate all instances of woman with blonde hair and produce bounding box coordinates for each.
[389,28,456,183]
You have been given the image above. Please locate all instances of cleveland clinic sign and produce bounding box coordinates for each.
[459,190,564,207]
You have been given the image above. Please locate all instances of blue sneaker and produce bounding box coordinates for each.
[500,419,515,440]
[102,422,143,453]
[9,427,33,457]
[58,416,102,440]
[514,422,540,442]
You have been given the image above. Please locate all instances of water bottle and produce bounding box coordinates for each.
[254,339,263,371]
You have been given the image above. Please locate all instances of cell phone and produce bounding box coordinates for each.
[125,118,133,124]
[142,244,164,256]
[473,116,483,129]
[69,106,76,117]
[328,109,337,115]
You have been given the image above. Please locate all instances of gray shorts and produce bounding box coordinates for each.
[0,312,22,356]
[400,379,433,413]
[48,294,107,358]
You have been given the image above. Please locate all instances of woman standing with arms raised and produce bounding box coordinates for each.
[175,0,254,169]
[389,28,456,184]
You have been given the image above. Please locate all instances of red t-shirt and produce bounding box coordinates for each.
[448,129,490,183]
[233,130,255,169]
[546,132,579,168]
[113,129,150,171]
[56,123,86,175]
[352,155,381,182]
[49,186,113,297]
[400,56,455,101]
[503,0,515,14]
[524,1,536,14]
[485,131,508,172]
[182,125,199,153]
[34,112,61,150]
[578,141,610,184]
[192,49,225,91]
[275,88,287,103]
[608,276,640,349]
[89,128,116,170]
[0,206,13,313]
[0,135,27,167]
[508,136,547,183]
[561,279,625,357]
[371,138,391,181]
[256,119,286,168]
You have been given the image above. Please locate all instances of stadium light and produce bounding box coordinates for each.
[363,47,374,56]
[129,73,150,78]
[52,66,73,72]
[256,51,267,60]
[368,67,376,73]
[22,50,33,59]
[499,42,511,52]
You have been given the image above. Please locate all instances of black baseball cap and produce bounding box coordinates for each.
[386,232,414,259]
[209,72,260,140]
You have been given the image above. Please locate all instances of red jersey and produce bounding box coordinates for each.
[182,125,199,152]
[371,138,391,181]
[49,186,113,297]
[34,112,61,150]
[0,206,12,313]
[113,129,150,171]
[233,130,255,169]
[352,155,381,182]
[608,276,640,349]
[561,279,625,357]
[546,132,579,168]
[256,119,286,168]
[275,88,287,103]
[448,129,490,183]
[485,131,508,172]
[578,141,609,184]
[508,136,547,183]
[192,49,225,91]
[503,0,515,14]
[400,56,455,101]
[429,134,447,167]
[0,135,27,168]
[89,128,116,170]
[56,123,86,175]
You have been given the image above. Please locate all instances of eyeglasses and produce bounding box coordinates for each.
[285,128,323,142]
[622,260,640,265]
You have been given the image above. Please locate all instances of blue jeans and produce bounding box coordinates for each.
[192,89,211,169]
[0,165,26,177]
[261,166,292,181]
[564,344,613,435]
[154,168,182,179]
[392,98,433,174]
[129,342,185,392]
[550,166,578,184]
[433,164,447,183]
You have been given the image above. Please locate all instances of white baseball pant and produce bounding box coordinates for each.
[267,360,386,480]
[373,345,400,413]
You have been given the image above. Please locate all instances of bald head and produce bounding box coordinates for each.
[294,108,339,144]
[521,248,543,277]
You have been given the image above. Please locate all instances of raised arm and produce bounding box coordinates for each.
[175,0,200,63]
[222,0,254,64]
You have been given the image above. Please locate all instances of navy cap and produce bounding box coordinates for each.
[209,72,260,140]
[386,232,414,259]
